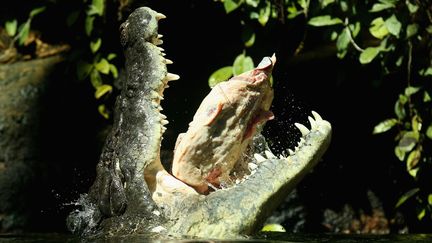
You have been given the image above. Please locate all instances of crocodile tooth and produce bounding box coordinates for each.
[155,39,163,45]
[288,149,295,155]
[158,106,163,111]
[311,110,322,121]
[161,52,166,56]
[165,73,180,82]
[253,153,266,163]
[161,126,167,132]
[158,34,163,38]
[248,162,258,171]
[300,138,305,144]
[163,58,173,64]
[160,114,167,119]
[308,116,317,129]
[161,119,169,125]
[150,90,159,99]
[294,123,309,136]
[158,47,165,52]
[279,155,285,159]
[156,13,167,20]
[265,150,276,159]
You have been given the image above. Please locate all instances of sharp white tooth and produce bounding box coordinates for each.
[156,13,167,20]
[311,110,322,121]
[158,34,163,38]
[161,126,167,132]
[265,150,276,159]
[161,52,166,56]
[300,138,305,144]
[155,39,163,45]
[160,114,167,119]
[165,73,180,81]
[164,59,173,64]
[279,155,285,159]
[248,163,258,171]
[295,123,309,136]
[158,47,165,52]
[254,153,266,163]
[161,119,169,125]
[288,149,295,155]
[150,90,159,99]
[308,116,317,129]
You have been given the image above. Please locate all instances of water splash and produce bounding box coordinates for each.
[65,193,101,236]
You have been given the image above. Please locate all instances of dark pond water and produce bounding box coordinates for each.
[2,233,432,243]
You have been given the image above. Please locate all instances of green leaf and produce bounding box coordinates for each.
[308,15,343,26]
[258,2,271,26]
[90,69,103,88]
[245,0,259,7]
[77,61,93,80]
[419,67,432,76]
[396,55,403,66]
[95,84,112,99]
[298,0,307,9]
[395,188,419,208]
[320,0,335,8]
[98,104,109,119]
[85,16,95,36]
[359,47,381,64]
[261,224,286,232]
[394,98,406,119]
[424,91,431,102]
[5,20,17,36]
[208,66,233,88]
[417,208,426,220]
[95,58,110,74]
[90,38,102,53]
[405,86,420,97]
[87,0,104,16]
[370,3,394,12]
[427,25,432,34]
[18,22,30,46]
[426,124,432,140]
[407,149,421,172]
[336,28,350,59]
[406,1,419,13]
[385,14,401,37]
[411,115,422,132]
[398,131,418,152]
[224,0,242,13]
[242,25,255,48]
[406,24,419,39]
[395,146,405,161]
[30,6,46,18]
[107,53,117,60]
[233,54,254,76]
[369,17,389,39]
[109,64,118,78]
[373,118,398,134]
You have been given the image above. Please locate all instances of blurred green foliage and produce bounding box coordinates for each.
[214,0,432,222]
[2,0,125,119]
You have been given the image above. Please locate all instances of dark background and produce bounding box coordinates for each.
[1,0,427,234]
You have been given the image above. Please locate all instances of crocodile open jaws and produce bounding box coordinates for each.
[66,6,332,240]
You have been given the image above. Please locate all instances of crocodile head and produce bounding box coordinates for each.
[67,7,332,239]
